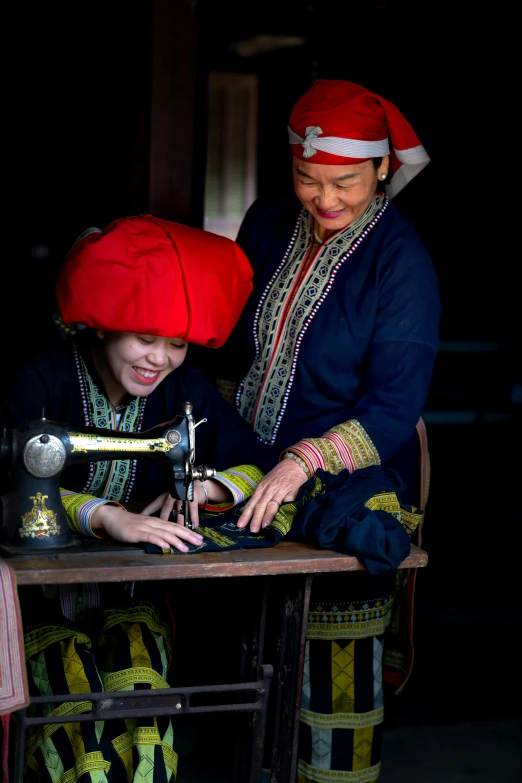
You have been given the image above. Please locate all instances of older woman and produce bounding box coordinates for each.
[208,79,441,781]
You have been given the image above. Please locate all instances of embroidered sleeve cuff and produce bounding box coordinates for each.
[211,465,264,510]
[60,489,124,538]
[280,441,325,476]
[327,419,381,471]
[281,420,381,477]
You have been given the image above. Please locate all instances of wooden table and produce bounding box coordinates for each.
[12,540,427,584]
[10,541,428,783]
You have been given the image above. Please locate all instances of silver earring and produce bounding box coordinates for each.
[381,173,386,179]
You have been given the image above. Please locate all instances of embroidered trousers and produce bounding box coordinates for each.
[297,571,396,783]
[22,599,177,782]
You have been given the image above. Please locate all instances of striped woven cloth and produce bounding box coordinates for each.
[0,557,29,782]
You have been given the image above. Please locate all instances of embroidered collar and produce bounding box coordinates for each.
[237,195,388,444]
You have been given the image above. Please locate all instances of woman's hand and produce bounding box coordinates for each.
[140,480,233,528]
[236,460,309,533]
[90,504,204,553]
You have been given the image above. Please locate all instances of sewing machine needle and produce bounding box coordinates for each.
[183,499,193,530]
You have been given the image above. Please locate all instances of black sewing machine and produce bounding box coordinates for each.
[0,401,215,556]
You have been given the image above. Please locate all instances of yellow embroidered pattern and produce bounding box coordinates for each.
[103,667,169,692]
[24,700,96,767]
[307,595,394,640]
[60,489,89,534]
[25,625,92,659]
[400,507,423,536]
[331,420,381,470]
[199,527,236,547]
[300,707,384,730]
[213,464,264,507]
[63,751,111,781]
[270,474,324,537]
[364,491,401,515]
[60,488,123,538]
[112,727,178,777]
[98,604,172,658]
[297,758,381,782]
[302,436,345,475]
[353,727,376,771]
[331,639,355,714]
[270,504,299,537]
[364,491,423,536]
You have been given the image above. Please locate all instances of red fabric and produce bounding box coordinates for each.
[56,215,254,348]
[289,78,423,174]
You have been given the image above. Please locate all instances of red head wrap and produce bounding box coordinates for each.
[56,214,253,348]
[288,79,430,197]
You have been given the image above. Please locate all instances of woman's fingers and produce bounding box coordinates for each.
[140,492,169,517]
[139,491,203,528]
[93,505,204,553]
[237,460,307,533]
[237,489,280,531]
[141,517,204,552]
[135,461,309,541]
[239,497,280,534]
[140,492,182,521]
[160,494,179,521]
[185,495,201,529]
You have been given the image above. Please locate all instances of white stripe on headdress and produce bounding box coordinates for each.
[288,125,390,159]
[288,125,430,198]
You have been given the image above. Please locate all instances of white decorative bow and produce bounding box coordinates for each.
[301,126,323,158]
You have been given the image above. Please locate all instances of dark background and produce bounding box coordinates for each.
[4,0,521,778]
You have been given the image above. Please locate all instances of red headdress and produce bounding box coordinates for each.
[56,214,253,348]
[288,79,430,197]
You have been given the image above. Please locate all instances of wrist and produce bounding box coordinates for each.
[281,450,312,478]
[198,483,209,509]
[90,501,122,531]
[206,477,238,507]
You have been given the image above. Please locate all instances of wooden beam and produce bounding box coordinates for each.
[148,0,206,226]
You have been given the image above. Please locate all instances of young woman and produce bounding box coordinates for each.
[1,214,278,782]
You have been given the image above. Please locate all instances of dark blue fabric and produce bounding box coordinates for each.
[285,466,411,575]
[144,465,413,575]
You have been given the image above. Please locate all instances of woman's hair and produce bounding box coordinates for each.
[372,156,389,186]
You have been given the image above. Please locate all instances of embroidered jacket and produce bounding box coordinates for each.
[0,332,278,535]
[213,193,441,504]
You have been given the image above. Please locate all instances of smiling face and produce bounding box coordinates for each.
[93,331,188,407]
[292,155,389,240]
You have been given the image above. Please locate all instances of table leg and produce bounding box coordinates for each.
[12,708,27,783]
[232,577,270,783]
[269,573,314,783]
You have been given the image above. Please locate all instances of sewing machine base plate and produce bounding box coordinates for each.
[0,536,145,558]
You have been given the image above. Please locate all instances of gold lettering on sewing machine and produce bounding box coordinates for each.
[19,492,61,538]
[69,433,173,454]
